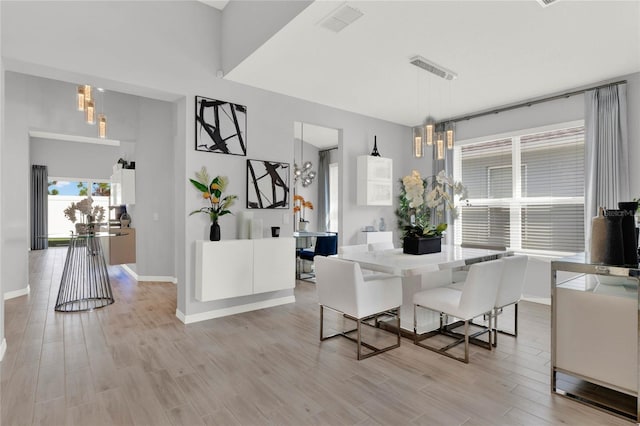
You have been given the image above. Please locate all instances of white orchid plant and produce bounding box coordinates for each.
[396,170,468,239]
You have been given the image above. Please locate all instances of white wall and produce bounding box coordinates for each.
[221,0,312,74]
[5,72,176,291]
[0,4,6,357]
[1,1,411,320]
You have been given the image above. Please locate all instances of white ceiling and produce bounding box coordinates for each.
[225,0,640,127]
[198,0,228,11]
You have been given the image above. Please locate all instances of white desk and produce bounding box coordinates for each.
[337,245,511,332]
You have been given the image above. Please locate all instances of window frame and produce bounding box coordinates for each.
[454,120,585,256]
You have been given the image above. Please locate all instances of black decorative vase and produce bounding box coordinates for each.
[210,221,221,241]
[618,201,638,267]
[403,236,442,255]
[603,211,624,266]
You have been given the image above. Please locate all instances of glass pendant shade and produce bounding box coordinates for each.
[446,123,454,150]
[84,85,92,103]
[303,161,312,171]
[98,114,107,138]
[414,135,423,158]
[76,86,86,111]
[85,100,95,124]
[436,133,444,160]
[425,123,434,146]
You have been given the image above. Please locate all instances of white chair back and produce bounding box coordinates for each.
[315,256,362,316]
[338,244,369,255]
[495,255,528,308]
[368,242,394,251]
[458,259,504,317]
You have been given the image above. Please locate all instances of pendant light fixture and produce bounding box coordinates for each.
[425,120,434,146]
[436,130,445,160]
[97,88,107,138]
[413,127,423,158]
[85,99,95,124]
[76,86,86,111]
[446,122,454,150]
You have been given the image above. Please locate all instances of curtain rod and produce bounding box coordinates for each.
[439,79,627,126]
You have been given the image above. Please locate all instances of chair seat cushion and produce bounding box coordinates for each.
[413,287,472,320]
[299,249,315,261]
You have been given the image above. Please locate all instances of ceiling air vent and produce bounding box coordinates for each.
[536,0,560,7]
[409,56,458,81]
[319,4,364,33]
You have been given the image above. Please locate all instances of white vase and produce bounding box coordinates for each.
[298,221,308,232]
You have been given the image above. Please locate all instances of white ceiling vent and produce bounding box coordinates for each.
[319,4,364,33]
[536,0,560,7]
[409,56,458,81]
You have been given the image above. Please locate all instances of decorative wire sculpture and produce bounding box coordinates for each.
[294,122,316,187]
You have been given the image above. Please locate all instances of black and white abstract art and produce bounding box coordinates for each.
[195,96,247,156]
[246,160,290,209]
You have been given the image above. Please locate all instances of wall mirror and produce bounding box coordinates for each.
[293,122,340,233]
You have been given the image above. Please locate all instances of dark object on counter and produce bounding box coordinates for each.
[618,201,638,267]
[126,161,136,169]
[370,135,381,157]
[120,205,131,228]
[603,210,624,266]
[271,226,280,238]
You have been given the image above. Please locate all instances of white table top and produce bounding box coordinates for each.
[336,245,510,276]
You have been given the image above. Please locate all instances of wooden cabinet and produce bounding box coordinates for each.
[101,228,136,265]
[111,169,136,205]
[357,155,393,206]
[195,238,295,302]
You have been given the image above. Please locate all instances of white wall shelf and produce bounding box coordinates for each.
[111,168,136,205]
[357,155,393,206]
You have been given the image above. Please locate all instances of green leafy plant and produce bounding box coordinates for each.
[189,167,237,222]
[403,223,448,239]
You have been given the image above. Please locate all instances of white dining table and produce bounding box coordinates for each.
[337,245,512,333]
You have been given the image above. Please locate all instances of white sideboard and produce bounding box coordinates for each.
[357,155,393,206]
[195,238,295,302]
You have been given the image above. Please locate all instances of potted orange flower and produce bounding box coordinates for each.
[293,194,313,231]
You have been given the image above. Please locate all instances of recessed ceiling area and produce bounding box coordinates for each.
[198,0,228,11]
[225,1,640,127]
[295,122,339,149]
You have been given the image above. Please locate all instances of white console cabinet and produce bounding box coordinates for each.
[357,155,393,206]
[195,238,295,302]
[111,169,136,205]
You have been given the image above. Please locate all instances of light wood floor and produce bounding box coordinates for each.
[0,247,629,426]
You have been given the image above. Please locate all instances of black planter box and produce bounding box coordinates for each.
[403,236,442,255]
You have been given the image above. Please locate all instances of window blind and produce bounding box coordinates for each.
[459,125,585,254]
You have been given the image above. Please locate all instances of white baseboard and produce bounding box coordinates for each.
[120,265,177,284]
[4,284,30,300]
[176,296,296,324]
[522,296,551,305]
[0,338,6,362]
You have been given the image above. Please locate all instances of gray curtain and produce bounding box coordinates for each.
[584,84,629,249]
[31,165,49,250]
[317,150,331,232]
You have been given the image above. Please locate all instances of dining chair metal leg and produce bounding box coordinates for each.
[356,319,362,360]
[320,304,324,340]
[463,320,469,363]
[493,302,519,347]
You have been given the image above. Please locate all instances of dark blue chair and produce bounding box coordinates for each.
[298,234,338,280]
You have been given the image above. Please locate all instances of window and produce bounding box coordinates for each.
[48,178,111,238]
[456,123,585,254]
[329,163,339,233]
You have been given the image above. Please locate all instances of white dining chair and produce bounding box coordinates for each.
[368,241,394,251]
[413,259,504,363]
[492,255,528,347]
[315,256,402,360]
